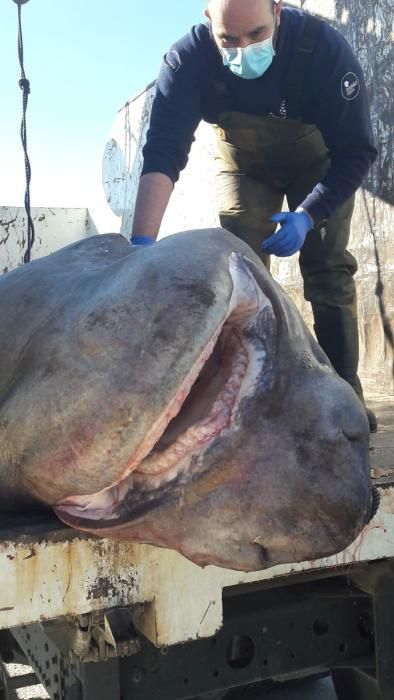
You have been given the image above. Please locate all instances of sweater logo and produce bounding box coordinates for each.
[164,50,181,73]
[341,72,360,101]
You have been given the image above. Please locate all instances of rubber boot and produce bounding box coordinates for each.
[312,305,377,433]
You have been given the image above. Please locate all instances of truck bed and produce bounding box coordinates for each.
[0,395,393,647]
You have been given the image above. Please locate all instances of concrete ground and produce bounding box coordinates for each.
[1,664,48,699]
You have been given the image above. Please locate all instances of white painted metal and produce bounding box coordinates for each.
[102,85,156,239]
[0,207,98,273]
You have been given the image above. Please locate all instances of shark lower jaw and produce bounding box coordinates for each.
[56,254,275,521]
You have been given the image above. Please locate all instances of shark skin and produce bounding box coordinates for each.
[0,229,373,571]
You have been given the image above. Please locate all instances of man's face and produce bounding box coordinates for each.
[205,0,282,50]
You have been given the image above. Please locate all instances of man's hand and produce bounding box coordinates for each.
[261,210,314,257]
[130,236,156,246]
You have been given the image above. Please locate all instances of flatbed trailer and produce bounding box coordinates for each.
[2,1,392,694]
[0,395,393,700]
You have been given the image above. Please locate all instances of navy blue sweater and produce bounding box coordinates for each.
[142,7,377,225]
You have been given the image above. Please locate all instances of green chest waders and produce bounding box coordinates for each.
[211,14,371,422]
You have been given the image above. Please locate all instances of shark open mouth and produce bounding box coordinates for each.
[56,254,274,520]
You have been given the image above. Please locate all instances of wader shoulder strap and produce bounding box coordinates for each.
[284,13,322,119]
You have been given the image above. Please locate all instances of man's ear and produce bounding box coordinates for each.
[205,8,211,20]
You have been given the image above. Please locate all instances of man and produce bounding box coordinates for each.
[130,0,378,431]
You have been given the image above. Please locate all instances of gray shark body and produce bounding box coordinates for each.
[0,229,372,570]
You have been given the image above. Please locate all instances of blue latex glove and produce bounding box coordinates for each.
[261,210,313,257]
[130,236,156,246]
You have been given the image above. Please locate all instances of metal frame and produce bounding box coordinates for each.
[331,560,394,700]
[2,561,394,699]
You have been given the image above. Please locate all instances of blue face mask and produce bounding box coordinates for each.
[221,34,276,80]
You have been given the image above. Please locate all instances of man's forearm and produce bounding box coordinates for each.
[131,173,174,240]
